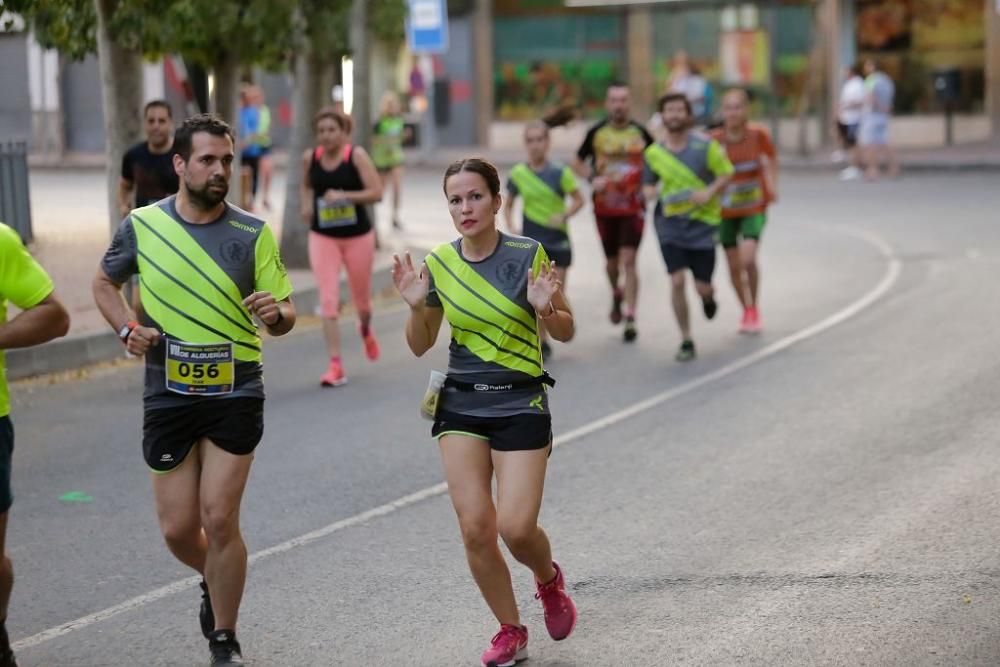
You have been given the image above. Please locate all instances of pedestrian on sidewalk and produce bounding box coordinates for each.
[859,59,899,180]
[504,120,584,361]
[573,83,654,344]
[711,88,777,334]
[300,107,383,387]
[250,86,274,211]
[93,114,297,666]
[642,93,733,362]
[393,158,578,667]
[118,100,179,218]
[372,91,407,231]
[835,64,865,181]
[0,223,70,667]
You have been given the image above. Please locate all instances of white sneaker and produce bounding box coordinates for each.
[839,166,861,181]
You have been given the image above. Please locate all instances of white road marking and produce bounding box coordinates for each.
[13,225,901,652]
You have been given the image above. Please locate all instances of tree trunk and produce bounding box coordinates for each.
[213,51,244,208]
[350,0,372,151]
[94,0,143,236]
[281,50,336,268]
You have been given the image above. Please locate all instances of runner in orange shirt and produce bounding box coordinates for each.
[712,88,777,334]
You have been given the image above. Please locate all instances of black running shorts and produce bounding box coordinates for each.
[0,416,14,513]
[143,398,264,473]
[660,243,716,284]
[432,409,552,452]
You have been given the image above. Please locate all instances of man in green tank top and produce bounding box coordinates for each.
[93,114,295,666]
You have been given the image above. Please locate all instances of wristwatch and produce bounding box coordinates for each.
[118,321,139,344]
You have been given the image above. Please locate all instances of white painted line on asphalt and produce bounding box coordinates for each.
[13,225,901,653]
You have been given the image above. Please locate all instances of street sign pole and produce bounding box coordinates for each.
[407,0,448,162]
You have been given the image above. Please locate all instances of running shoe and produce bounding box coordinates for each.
[702,295,718,320]
[480,624,528,667]
[535,561,577,641]
[739,308,753,334]
[623,317,637,343]
[746,306,762,334]
[320,359,348,387]
[609,288,624,324]
[199,579,215,639]
[208,630,244,666]
[361,326,381,361]
[839,166,861,181]
[540,340,552,362]
[0,623,17,667]
[675,340,696,362]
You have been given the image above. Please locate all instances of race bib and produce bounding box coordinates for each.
[661,189,695,217]
[317,198,358,229]
[165,340,235,396]
[722,181,764,209]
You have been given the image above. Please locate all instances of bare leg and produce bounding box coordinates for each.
[391,166,403,226]
[671,270,691,340]
[725,246,748,309]
[322,318,342,359]
[0,513,11,620]
[605,255,620,295]
[152,453,208,574]
[740,239,760,307]
[260,156,273,209]
[439,435,519,626]
[199,439,253,632]
[620,246,639,316]
[494,448,556,584]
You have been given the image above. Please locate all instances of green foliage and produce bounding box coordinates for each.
[0,0,96,60]
[371,0,406,46]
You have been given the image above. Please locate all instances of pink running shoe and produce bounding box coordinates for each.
[746,306,762,334]
[361,328,380,362]
[480,624,528,667]
[320,359,347,387]
[738,307,753,334]
[535,561,577,641]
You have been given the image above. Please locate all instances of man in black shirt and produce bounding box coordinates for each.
[118,100,179,217]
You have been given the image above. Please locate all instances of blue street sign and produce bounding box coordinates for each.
[407,0,449,54]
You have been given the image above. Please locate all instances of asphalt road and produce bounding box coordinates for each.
[9,171,1000,666]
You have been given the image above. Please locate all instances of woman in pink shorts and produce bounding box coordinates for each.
[300,108,384,386]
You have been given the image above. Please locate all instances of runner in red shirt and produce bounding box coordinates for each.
[573,84,654,343]
[711,89,778,334]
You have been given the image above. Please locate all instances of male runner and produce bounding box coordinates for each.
[711,88,777,334]
[573,84,653,343]
[0,223,70,667]
[643,93,733,362]
[119,100,179,217]
[93,114,295,666]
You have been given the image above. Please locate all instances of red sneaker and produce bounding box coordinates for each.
[320,359,347,387]
[480,624,528,667]
[361,328,380,362]
[746,306,762,334]
[738,307,753,334]
[535,561,577,641]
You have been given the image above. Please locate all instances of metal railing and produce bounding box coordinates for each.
[0,141,33,243]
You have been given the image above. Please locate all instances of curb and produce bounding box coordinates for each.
[7,251,409,382]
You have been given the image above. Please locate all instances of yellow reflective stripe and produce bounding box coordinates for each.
[510,164,567,231]
[132,208,251,328]
[131,208,262,361]
[139,276,261,362]
[560,166,578,194]
[644,143,722,225]
[428,244,537,335]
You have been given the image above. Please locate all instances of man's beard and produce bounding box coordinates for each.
[666,120,688,132]
[187,177,228,208]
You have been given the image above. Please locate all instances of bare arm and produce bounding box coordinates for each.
[643,183,659,202]
[343,147,384,205]
[93,267,161,355]
[405,303,444,357]
[571,156,592,180]
[300,150,314,224]
[761,154,778,202]
[117,177,134,218]
[538,288,574,342]
[566,189,584,218]
[0,293,70,349]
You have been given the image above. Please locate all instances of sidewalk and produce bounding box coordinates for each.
[30,139,1000,174]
